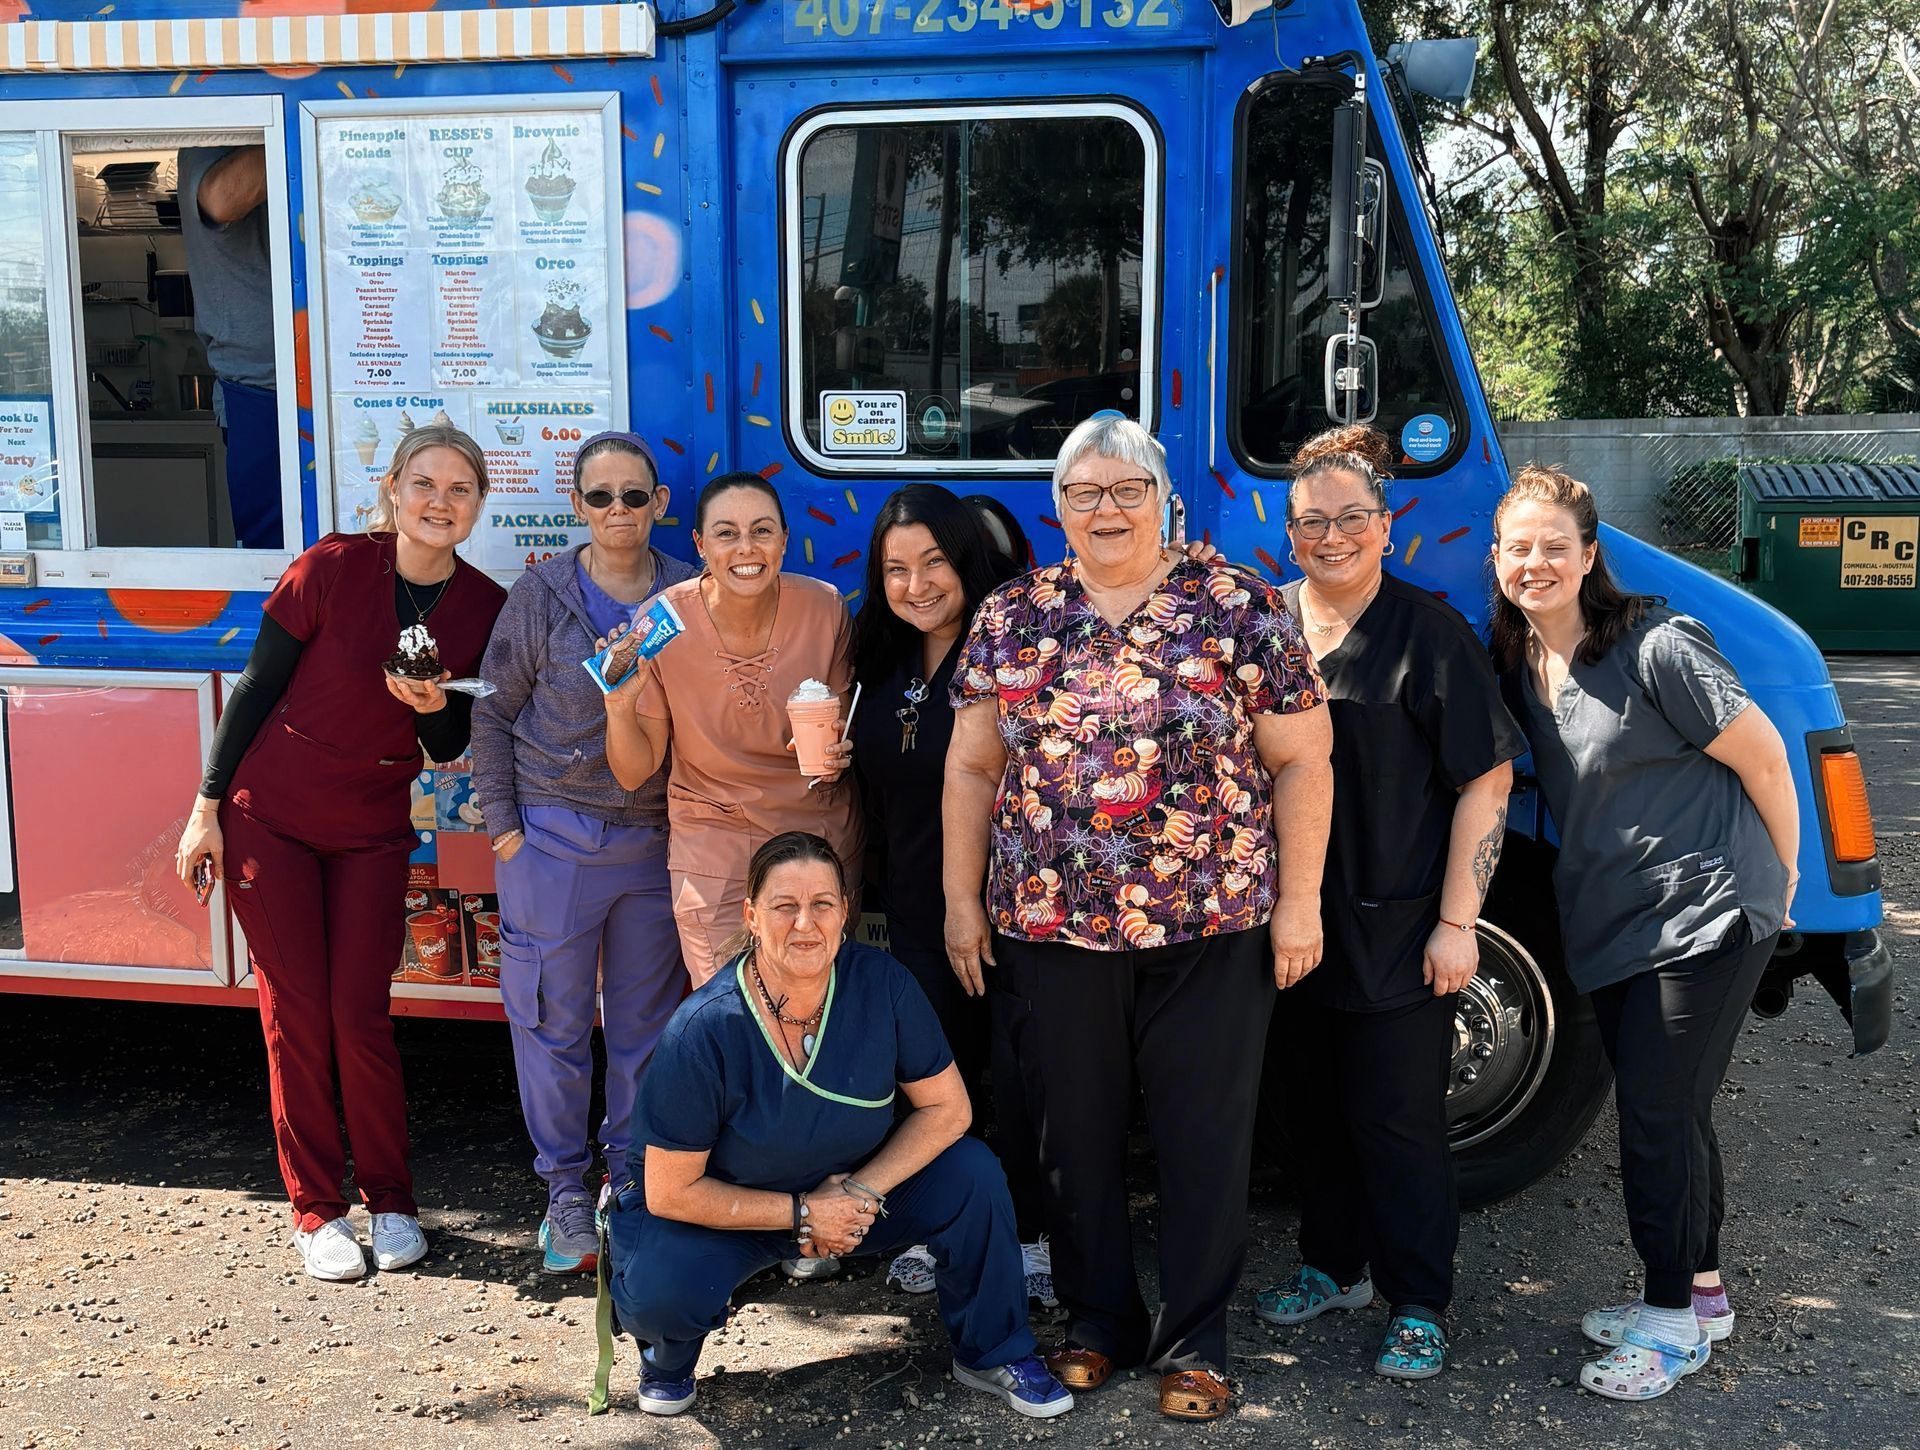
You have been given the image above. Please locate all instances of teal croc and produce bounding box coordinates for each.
[1254,1265,1374,1326]
[1375,1313,1448,1380]
[1579,1327,1709,1401]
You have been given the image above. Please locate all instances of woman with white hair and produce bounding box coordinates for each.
[943,415,1334,1421]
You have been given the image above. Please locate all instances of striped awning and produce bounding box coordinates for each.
[0,4,656,73]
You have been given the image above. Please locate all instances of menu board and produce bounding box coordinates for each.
[307,100,624,576]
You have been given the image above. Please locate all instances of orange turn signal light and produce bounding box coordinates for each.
[1820,750,1876,863]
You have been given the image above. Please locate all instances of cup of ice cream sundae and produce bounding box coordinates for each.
[437,158,490,223]
[349,174,402,224]
[533,278,591,359]
[524,138,576,223]
[385,623,443,680]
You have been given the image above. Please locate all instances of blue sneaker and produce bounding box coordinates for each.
[952,1353,1075,1419]
[638,1368,697,1415]
[1254,1265,1374,1326]
[1375,1312,1448,1380]
[538,1196,598,1275]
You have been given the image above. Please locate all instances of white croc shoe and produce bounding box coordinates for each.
[370,1212,428,1271]
[294,1216,368,1282]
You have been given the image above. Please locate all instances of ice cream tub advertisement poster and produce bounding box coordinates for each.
[522,250,608,383]
[332,394,470,532]
[513,121,602,243]
[415,121,507,244]
[0,396,56,515]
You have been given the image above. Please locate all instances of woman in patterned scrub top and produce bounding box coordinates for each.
[943,415,1334,1424]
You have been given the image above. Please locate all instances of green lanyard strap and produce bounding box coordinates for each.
[735,955,894,1110]
[588,1205,617,1414]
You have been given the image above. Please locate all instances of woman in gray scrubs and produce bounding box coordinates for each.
[1491,465,1798,1404]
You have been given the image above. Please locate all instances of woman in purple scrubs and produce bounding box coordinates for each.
[470,432,698,1274]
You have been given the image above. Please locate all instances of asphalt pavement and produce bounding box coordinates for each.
[2,660,1917,1450]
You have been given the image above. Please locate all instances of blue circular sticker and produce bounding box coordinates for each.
[1401,413,1451,464]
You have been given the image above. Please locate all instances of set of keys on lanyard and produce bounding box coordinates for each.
[896,677,930,753]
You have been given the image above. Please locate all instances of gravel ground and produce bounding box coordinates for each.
[3,665,1916,1450]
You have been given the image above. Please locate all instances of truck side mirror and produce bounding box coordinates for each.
[1328,99,1366,309]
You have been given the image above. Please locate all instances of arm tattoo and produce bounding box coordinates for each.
[1471,804,1507,904]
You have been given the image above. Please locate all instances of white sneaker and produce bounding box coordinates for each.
[294,1216,367,1282]
[1022,1238,1059,1309]
[370,1212,428,1271]
[886,1245,938,1294]
[780,1255,841,1281]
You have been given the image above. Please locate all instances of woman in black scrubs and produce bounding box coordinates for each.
[1251,425,1523,1380]
[849,485,1047,1298]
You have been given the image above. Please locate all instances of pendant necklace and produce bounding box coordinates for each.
[1299,578,1379,637]
[751,960,824,1061]
[399,570,452,625]
[896,676,929,753]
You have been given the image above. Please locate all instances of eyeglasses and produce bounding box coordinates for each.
[1061,477,1157,512]
[1289,508,1388,539]
[578,486,658,511]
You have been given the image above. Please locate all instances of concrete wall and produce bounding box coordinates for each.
[1496,414,1920,541]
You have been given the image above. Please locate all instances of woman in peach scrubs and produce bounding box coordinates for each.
[604,471,863,986]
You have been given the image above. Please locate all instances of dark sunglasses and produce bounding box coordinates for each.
[577,486,658,510]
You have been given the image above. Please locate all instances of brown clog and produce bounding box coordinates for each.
[1042,1343,1114,1392]
[1159,1367,1230,1420]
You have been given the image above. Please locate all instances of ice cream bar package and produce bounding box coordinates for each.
[582,593,687,694]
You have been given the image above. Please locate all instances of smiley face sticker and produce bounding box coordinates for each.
[817,390,907,456]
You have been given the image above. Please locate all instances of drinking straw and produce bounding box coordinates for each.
[840,681,863,740]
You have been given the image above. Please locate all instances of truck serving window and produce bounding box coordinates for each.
[1233,76,1461,475]
[0,97,301,589]
[786,104,1158,473]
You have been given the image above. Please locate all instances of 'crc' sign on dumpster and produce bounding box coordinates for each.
[1841,516,1919,589]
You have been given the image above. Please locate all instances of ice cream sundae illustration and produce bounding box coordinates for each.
[436,157,490,223]
[385,623,443,680]
[495,415,526,445]
[533,278,591,359]
[348,172,402,224]
[351,415,380,465]
[524,138,576,223]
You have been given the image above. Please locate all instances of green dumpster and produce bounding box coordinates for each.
[1733,463,1920,651]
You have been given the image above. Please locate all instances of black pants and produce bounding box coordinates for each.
[1590,920,1776,1309]
[996,926,1275,1373]
[1279,989,1458,1318]
[893,938,1043,1238]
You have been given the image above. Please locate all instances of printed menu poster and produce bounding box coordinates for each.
[313,105,619,577]
[0,397,55,515]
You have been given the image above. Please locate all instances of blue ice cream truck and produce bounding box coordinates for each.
[0,0,1890,1202]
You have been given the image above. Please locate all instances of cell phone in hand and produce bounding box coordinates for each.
[192,856,214,905]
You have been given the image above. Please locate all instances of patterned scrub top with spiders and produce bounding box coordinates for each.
[951,556,1326,953]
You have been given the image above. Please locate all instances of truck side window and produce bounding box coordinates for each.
[790,107,1155,470]
[1234,76,1462,474]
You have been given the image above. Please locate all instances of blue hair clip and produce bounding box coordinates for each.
[1088,408,1127,421]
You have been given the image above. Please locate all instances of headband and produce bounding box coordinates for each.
[573,430,660,486]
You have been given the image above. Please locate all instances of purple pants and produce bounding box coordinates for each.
[496,806,687,1207]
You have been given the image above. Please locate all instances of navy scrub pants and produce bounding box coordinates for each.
[608,1137,1036,1379]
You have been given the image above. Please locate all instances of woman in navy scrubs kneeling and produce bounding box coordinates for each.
[606,831,1073,1422]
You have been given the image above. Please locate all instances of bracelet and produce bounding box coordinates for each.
[791,1191,812,1241]
[841,1176,889,1217]
[1437,916,1475,933]
[489,829,523,854]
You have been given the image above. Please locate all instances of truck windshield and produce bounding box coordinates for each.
[792,109,1151,467]
[1234,74,1461,474]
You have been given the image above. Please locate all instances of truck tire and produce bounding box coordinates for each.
[1252,837,1612,1209]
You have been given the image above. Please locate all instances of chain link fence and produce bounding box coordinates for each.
[1498,415,1920,575]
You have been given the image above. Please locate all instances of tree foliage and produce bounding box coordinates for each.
[1376,0,1918,416]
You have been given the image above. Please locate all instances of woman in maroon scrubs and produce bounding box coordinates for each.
[174,425,506,1283]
